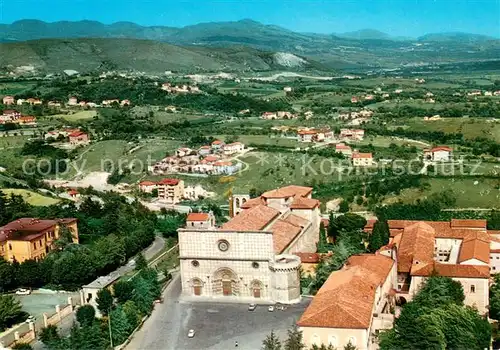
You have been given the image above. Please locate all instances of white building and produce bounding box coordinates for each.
[423,146,452,162]
[178,185,321,304]
[352,152,373,167]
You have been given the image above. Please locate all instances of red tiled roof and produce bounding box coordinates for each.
[283,214,309,228]
[212,140,223,145]
[397,222,435,273]
[222,205,280,231]
[451,219,487,229]
[458,231,490,264]
[290,196,319,209]
[0,218,75,242]
[158,178,180,185]
[68,131,86,137]
[262,185,312,199]
[411,262,490,279]
[430,146,452,152]
[240,197,265,209]
[352,152,372,159]
[297,254,394,329]
[186,213,210,222]
[140,181,157,186]
[294,252,320,263]
[298,130,317,135]
[271,219,302,253]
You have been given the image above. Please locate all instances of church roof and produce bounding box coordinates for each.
[222,205,280,231]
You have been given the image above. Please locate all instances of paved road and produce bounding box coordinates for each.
[126,274,310,350]
[115,235,166,278]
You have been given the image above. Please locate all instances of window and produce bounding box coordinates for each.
[33,242,37,249]
[252,262,259,269]
[191,260,200,267]
[311,334,320,346]
[470,285,476,293]
[328,335,337,347]
[348,337,357,346]
[8,244,12,250]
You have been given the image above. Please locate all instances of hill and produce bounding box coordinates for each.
[0,20,499,70]
[0,38,323,73]
[418,32,496,42]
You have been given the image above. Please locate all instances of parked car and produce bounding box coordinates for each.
[188,329,195,338]
[268,305,275,312]
[15,288,31,295]
[248,303,256,311]
[26,315,35,323]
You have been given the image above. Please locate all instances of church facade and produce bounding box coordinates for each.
[178,185,321,304]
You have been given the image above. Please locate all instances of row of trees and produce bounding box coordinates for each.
[41,267,161,349]
[262,326,356,350]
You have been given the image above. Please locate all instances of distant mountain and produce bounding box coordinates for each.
[0,38,325,74]
[0,20,499,71]
[418,32,497,42]
[337,29,392,40]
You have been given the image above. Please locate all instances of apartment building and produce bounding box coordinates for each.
[157,178,185,204]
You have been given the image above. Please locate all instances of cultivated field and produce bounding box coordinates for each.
[0,188,60,206]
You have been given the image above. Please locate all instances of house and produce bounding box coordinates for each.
[340,129,365,141]
[304,111,314,119]
[261,112,278,119]
[102,99,120,106]
[139,181,157,193]
[394,89,403,94]
[178,185,321,303]
[364,95,374,100]
[67,189,80,199]
[277,111,295,119]
[82,272,121,317]
[425,92,434,97]
[16,99,26,105]
[184,185,212,200]
[223,142,245,155]
[18,116,37,125]
[335,143,352,156]
[48,101,62,107]
[26,98,42,105]
[298,130,317,142]
[120,99,131,106]
[157,178,185,204]
[238,109,250,115]
[2,96,15,105]
[423,146,452,162]
[351,97,359,103]
[0,218,78,263]
[68,131,89,145]
[484,91,493,97]
[198,146,212,156]
[165,105,177,112]
[67,97,78,106]
[176,148,193,157]
[211,140,225,150]
[298,254,396,350]
[78,101,87,107]
[467,91,482,97]
[494,91,500,96]
[212,161,241,175]
[352,152,374,167]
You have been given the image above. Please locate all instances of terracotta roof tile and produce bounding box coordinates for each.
[411,262,490,279]
[290,196,319,209]
[262,185,312,199]
[352,152,372,159]
[271,219,302,253]
[297,254,394,329]
[240,197,266,209]
[222,205,280,231]
[451,219,487,229]
[294,252,320,263]
[186,213,210,222]
[283,214,309,228]
[397,222,435,273]
[158,178,180,185]
[458,231,490,264]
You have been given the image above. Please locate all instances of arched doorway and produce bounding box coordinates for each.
[251,280,263,298]
[397,296,407,306]
[213,268,239,296]
[192,278,203,296]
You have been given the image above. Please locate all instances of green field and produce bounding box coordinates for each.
[47,110,97,121]
[0,81,37,95]
[353,135,429,149]
[213,134,301,148]
[384,177,500,208]
[0,188,60,206]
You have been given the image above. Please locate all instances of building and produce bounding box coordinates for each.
[283,86,293,93]
[423,146,452,162]
[157,178,184,203]
[223,142,245,155]
[67,97,78,106]
[340,129,364,141]
[176,148,193,157]
[186,212,216,229]
[120,99,131,106]
[298,130,317,143]
[68,131,89,145]
[178,185,321,304]
[2,96,15,105]
[184,185,212,201]
[211,140,225,150]
[26,98,42,105]
[139,181,157,193]
[0,218,78,263]
[335,143,352,156]
[352,152,373,167]
[18,116,37,125]
[81,271,121,317]
[198,146,211,156]
[298,254,396,350]
[351,97,359,103]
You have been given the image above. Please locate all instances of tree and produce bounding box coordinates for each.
[68,322,109,350]
[11,343,33,350]
[368,220,390,252]
[310,344,335,350]
[0,295,25,331]
[96,288,114,316]
[54,225,75,250]
[113,280,134,304]
[0,258,17,292]
[284,326,305,350]
[328,214,366,241]
[338,199,349,213]
[490,274,500,320]
[135,253,147,271]
[109,306,131,346]
[343,341,358,350]
[262,330,282,350]
[132,277,155,315]
[76,305,96,326]
[39,325,62,348]
[412,276,464,308]
[122,300,141,330]
[17,259,43,287]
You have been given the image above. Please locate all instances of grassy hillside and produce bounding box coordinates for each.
[0,38,321,73]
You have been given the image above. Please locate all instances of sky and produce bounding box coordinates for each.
[0,0,499,37]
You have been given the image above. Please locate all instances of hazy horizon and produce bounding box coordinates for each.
[1,0,499,38]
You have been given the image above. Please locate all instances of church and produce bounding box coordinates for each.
[178,185,321,304]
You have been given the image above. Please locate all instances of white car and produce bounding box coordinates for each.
[15,288,31,295]
[268,305,275,312]
[248,303,256,311]
[187,329,195,338]
[26,315,35,323]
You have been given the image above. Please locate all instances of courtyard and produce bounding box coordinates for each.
[126,274,311,350]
